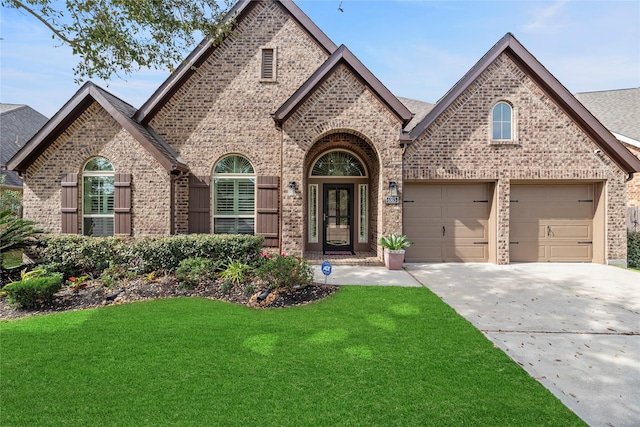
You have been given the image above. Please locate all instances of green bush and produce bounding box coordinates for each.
[36,235,133,279]
[175,257,219,288]
[0,209,44,268]
[3,273,63,309]
[219,260,252,289]
[256,253,313,290]
[133,234,264,273]
[36,234,264,278]
[628,231,640,268]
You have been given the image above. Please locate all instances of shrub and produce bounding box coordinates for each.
[219,260,252,289]
[0,209,44,268]
[256,253,313,290]
[36,235,133,279]
[133,234,264,273]
[3,273,63,309]
[628,231,640,268]
[175,257,218,288]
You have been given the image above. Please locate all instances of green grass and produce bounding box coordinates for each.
[1,287,584,426]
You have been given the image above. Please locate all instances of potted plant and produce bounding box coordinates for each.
[379,233,412,270]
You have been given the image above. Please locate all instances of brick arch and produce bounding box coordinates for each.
[304,132,380,179]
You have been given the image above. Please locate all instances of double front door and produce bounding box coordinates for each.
[323,184,354,254]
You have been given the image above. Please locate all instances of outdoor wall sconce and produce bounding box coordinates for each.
[389,181,398,197]
[288,181,297,197]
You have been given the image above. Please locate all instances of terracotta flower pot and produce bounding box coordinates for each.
[384,248,405,270]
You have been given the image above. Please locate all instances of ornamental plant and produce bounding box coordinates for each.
[256,253,313,290]
[378,234,412,250]
[3,273,63,309]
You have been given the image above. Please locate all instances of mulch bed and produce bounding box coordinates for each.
[0,275,338,321]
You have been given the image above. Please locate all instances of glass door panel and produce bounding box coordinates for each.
[323,184,354,253]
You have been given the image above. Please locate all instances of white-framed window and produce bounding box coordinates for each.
[213,155,256,235]
[358,184,368,243]
[492,101,513,141]
[82,157,114,237]
[260,47,277,82]
[308,184,318,243]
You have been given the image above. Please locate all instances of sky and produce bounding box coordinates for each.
[1,0,639,119]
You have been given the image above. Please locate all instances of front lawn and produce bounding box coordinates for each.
[0,286,584,426]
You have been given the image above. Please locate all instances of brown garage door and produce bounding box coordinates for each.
[403,183,491,262]
[510,184,594,262]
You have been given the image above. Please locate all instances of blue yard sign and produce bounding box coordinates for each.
[321,260,332,284]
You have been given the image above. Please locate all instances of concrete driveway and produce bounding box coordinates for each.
[404,263,640,427]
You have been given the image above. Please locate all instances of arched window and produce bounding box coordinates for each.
[492,101,513,140]
[82,157,114,236]
[311,150,367,177]
[213,155,256,234]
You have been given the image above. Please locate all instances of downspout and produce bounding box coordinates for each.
[626,172,634,182]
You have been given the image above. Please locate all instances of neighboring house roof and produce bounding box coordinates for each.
[273,44,413,127]
[0,104,48,188]
[575,88,640,147]
[408,33,640,175]
[7,82,188,174]
[134,0,338,124]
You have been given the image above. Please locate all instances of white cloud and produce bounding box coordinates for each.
[521,0,569,34]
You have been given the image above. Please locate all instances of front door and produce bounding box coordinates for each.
[323,184,354,254]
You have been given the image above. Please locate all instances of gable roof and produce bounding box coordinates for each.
[408,33,640,175]
[1,105,48,188]
[575,88,640,146]
[134,0,338,124]
[7,82,188,174]
[273,44,413,127]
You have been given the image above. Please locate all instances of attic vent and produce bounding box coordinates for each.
[260,47,276,81]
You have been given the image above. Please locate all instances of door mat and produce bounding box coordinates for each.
[324,251,354,255]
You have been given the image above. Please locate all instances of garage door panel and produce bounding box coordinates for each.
[405,244,442,263]
[404,183,491,262]
[444,243,488,262]
[549,223,592,239]
[510,184,594,263]
[509,220,543,239]
[513,203,592,220]
[448,222,488,239]
[509,242,546,262]
[446,204,489,219]
[549,244,592,261]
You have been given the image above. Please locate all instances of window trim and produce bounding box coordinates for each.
[308,184,318,243]
[358,184,368,243]
[81,157,115,237]
[212,155,257,235]
[490,100,518,145]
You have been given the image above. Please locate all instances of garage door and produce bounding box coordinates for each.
[510,184,594,262]
[403,183,491,262]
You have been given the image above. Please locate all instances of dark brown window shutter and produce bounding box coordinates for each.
[256,176,279,247]
[114,173,132,236]
[261,48,274,80]
[188,175,211,234]
[61,173,79,234]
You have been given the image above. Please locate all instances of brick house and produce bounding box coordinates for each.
[8,0,640,266]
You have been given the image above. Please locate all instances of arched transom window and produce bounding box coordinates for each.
[82,157,114,237]
[213,155,256,235]
[311,150,367,177]
[492,101,513,140]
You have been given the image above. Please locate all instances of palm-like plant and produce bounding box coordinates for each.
[378,233,412,250]
[0,210,44,269]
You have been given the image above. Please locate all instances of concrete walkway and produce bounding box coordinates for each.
[314,263,640,427]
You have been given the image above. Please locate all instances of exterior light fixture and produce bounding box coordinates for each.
[288,181,297,197]
[389,181,398,197]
